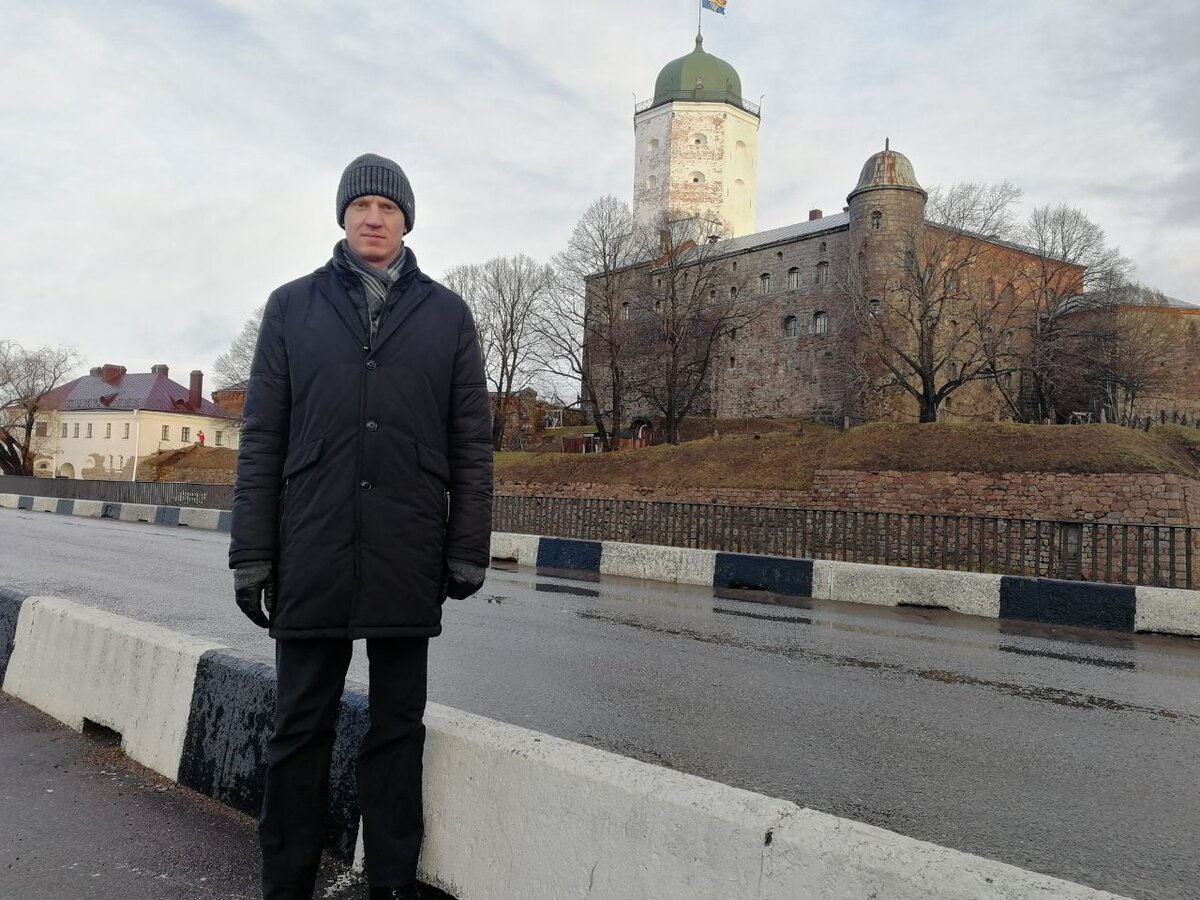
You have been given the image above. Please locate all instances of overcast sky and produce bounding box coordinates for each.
[2,1,1197,389]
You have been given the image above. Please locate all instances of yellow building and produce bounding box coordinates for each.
[32,363,236,479]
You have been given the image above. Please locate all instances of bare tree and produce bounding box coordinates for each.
[1016,204,1131,422]
[213,305,264,390]
[844,182,1025,423]
[450,255,551,450]
[0,341,79,476]
[546,196,643,451]
[625,213,757,444]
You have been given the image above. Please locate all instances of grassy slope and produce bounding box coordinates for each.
[496,422,1200,490]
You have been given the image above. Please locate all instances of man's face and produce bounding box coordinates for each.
[344,195,407,268]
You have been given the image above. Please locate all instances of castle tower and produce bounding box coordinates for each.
[846,140,928,296]
[633,34,760,237]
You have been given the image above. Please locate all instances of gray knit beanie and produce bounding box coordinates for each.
[336,153,415,232]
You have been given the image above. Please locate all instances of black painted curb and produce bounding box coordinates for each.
[999,577,1137,632]
[536,537,602,575]
[0,588,28,684]
[178,649,367,863]
[714,553,813,597]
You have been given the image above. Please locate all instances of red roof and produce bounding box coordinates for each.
[39,370,231,418]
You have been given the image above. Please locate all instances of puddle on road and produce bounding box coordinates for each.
[574,608,1196,724]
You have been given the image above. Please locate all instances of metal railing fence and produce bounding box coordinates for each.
[2,476,1195,589]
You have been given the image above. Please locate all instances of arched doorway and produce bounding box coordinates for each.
[57,462,75,479]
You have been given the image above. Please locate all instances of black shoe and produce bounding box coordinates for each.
[369,886,420,900]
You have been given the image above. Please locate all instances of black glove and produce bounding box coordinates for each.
[442,559,486,601]
[234,561,276,628]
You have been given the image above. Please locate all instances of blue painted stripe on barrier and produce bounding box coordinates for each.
[102,502,121,519]
[17,496,32,510]
[217,510,233,533]
[156,506,180,527]
[714,552,813,597]
[999,577,1136,632]
[55,498,74,515]
[0,588,29,683]
[536,537,602,574]
[177,649,365,863]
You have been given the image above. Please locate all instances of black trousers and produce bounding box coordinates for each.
[260,637,429,899]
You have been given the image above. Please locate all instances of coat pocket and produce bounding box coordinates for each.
[282,437,325,481]
[416,441,450,485]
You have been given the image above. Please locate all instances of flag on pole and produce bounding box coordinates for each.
[702,0,727,15]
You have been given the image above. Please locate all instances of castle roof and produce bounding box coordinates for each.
[37,366,230,417]
[643,34,757,117]
[848,142,926,201]
[710,211,850,257]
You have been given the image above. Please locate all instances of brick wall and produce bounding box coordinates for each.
[498,470,1200,526]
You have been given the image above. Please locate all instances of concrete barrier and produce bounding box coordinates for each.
[30,495,57,513]
[2,596,221,779]
[599,540,716,586]
[1135,586,1200,636]
[0,589,1136,898]
[0,493,18,510]
[814,560,1003,618]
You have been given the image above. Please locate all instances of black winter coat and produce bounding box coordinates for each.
[229,250,493,639]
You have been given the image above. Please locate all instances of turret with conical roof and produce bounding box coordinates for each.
[632,33,761,237]
[847,140,928,294]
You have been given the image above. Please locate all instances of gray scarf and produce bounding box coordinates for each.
[336,240,408,344]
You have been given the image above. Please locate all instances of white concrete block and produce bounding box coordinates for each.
[420,702,792,900]
[0,494,19,509]
[816,561,1002,618]
[600,540,717,587]
[490,532,541,568]
[31,496,57,513]
[118,503,158,523]
[177,507,222,530]
[2,596,223,780]
[71,499,105,518]
[1135,586,1200,637]
[763,806,1128,899]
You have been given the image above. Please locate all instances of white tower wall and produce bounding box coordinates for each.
[633,102,759,237]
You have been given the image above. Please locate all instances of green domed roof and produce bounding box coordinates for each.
[650,34,752,113]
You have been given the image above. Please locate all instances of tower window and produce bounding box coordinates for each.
[622,302,630,321]
[647,138,659,153]
[729,286,738,301]
[872,210,882,230]
[729,355,736,370]
[645,175,657,190]
[654,299,663,313]
[812,311,830,335]
[784,316,798,338]
[788,267,800,290]
[869,298,881,317]
[759,273,771,294]
[691,133,707,146]
[689,171,705,184]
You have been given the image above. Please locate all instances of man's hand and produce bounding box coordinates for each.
[442,559,486,601]
[234,561,276,628]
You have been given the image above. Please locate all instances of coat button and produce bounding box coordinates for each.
[366,420,378,431]
[360,480,372,491]
[366,360,377,370]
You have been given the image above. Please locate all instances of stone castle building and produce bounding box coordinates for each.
[584,34,1198,431]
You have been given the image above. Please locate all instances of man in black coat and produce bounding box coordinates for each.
[229,153,493,900]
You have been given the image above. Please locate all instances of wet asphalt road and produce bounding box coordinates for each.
[2,510,1199,899]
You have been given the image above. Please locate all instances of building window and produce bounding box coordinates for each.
[872,210,882,230]
[776,251,784,261]
[105,423,112,439]
[35,421,48,438]
[647,138,659,153]
[124,422,130,439]
[869,298,882,317]
[118,455,124,468]
[73,423,79,438]
[729,329,737,341]
[161,425,170,441]
[215,431,223,447]
[759,273,771,294]
[181,427,191,443]
[788,267,800,290]
[812,311,830,335]
[61,423,68,438]
[85,423,92,439]
[108,456,114,470]
[622,302,630,321]
[645,175,657,190]
[819,241,827,255]
[689,171,705,184]
[729,355,736,370]
[815,262,829,285]
[654,299,662,313]
[691,133,707,146]
[729,286,738,301]
[784,316,798,338]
